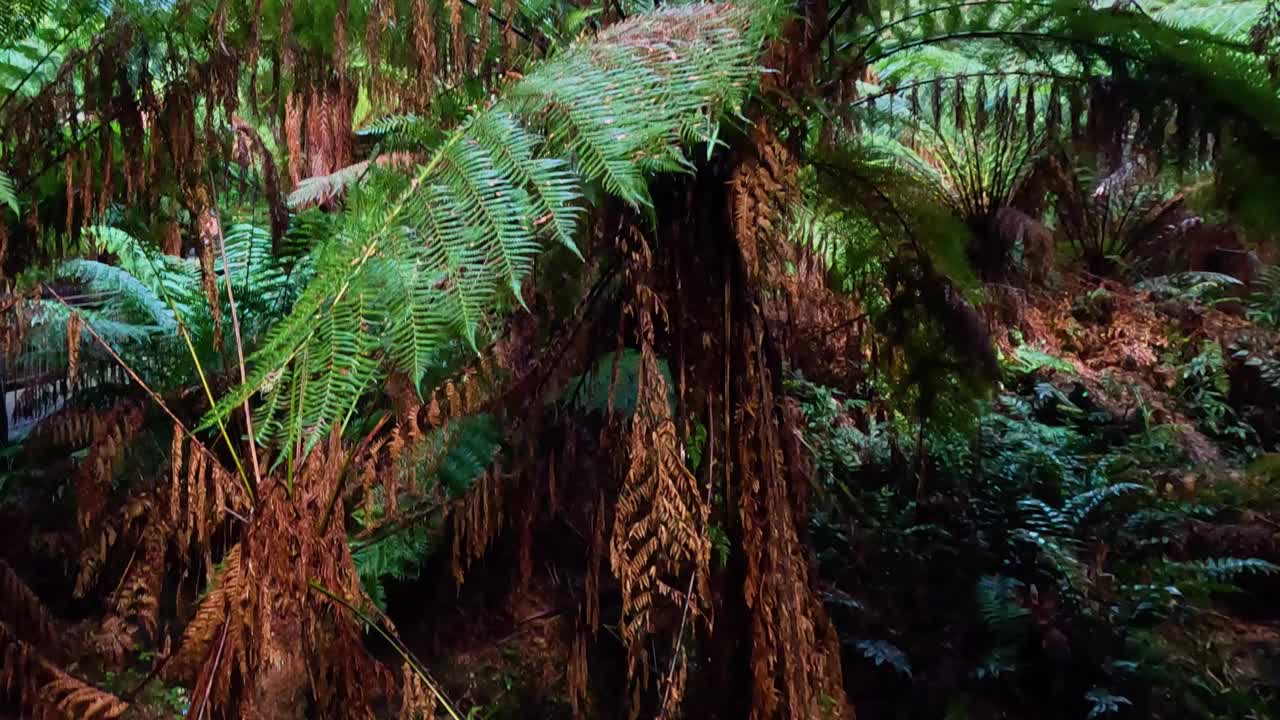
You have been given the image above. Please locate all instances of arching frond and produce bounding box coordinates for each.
[201,1,770,454]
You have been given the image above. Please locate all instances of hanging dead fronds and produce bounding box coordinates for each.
[367,0,394,96]
[334,0,351,74]
[163,543,246,688]
[726,121,851,720]
[285,91,305,187]
[104,516,169,642]
[449,0,466,77]
[450,466,505,584]
[735,319,850,720]
[413,0,439,87]
[169,430,250,567]
[75,488,152,598]
[608,225,711,719]
[173,437,392,718]
[474,0,492,72]
[25,406,102,451]
[609,337,711,715]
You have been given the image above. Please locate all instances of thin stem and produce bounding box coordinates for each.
[308,581,465,720]
[43,286,234,486]
[133,245,255,503]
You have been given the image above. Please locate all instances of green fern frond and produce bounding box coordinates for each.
[0,169,18,215]
[84,225,202,316]
[1173,557,1280,581]
[1064,483,1150,524]
[976,574,1029,636]
[58,260,174,331]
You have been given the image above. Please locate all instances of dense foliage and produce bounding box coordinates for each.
[1,0,1279,719]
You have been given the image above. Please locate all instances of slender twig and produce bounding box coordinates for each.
[659,397,716,713]
[131,240,255,503]
[210,175,264,489]
[460,0,536,46]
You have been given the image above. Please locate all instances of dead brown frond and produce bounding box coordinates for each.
[286,90,305,187]
[164,543,245,687]
[39,650,129,719]
[609,340,711,715]
[0,558,60,652]
[399,662,439,719]
[171,437,393,718]
[74,401,145,540]
[736,322,851,720]
[169,430,250,568]
[607,226,711,719]
[1,621,128,720]
[418,332,522,430]
[75,488,152,598]
[25,406,103,451]
[730,121,798,283]
[725,123,852,720]
[104,517,169,643]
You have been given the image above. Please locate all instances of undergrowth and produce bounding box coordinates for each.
[793,345,1280,719]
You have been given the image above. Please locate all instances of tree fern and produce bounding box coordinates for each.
[202,1,771,454]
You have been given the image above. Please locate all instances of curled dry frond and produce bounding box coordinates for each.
[74,401,145,540]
